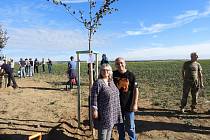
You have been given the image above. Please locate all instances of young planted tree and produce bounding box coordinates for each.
[48,0,119,51]
[0,25,9,53]
[47,0,119,129]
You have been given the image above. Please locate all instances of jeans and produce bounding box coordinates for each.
[98,127,112,140]
[48,65,52,73]
[25,66,30,76]
[30,66,34,77]
[20,67,26,78]
[117,111,136,140]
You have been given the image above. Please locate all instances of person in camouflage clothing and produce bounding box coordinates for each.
[180,52,204,113]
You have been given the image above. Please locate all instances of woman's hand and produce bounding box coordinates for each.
[130,103,138,112]
[92,109,98,119]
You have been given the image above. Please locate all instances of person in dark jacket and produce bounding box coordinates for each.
[0,60,18,89]
[100,54,109,66]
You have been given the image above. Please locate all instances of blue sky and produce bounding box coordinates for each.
[0,0,210,61]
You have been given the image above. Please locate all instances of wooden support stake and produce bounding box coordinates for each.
[28,132,42,140]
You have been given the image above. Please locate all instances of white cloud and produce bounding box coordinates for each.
[192,27,208,33]
[7,28,87,49]
[117,42,210,60]
[175,10,199,20]
[4,28,87,61]
[126,3,210,36]
[3,27,109,61]
[0,2,51,28]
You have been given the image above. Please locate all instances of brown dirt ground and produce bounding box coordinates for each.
[0,77,210,140]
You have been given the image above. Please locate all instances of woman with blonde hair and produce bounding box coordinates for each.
[91,64,122,140]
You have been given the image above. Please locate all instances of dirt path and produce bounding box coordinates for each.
[0,78,210,140]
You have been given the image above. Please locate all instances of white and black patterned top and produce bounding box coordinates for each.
[91,79,123,129]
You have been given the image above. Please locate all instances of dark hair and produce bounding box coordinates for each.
[190,52,198,58]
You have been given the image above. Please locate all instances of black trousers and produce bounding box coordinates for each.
[7,74,17,87]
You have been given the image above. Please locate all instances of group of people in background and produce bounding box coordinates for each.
[0,57,53,89]
[18,57,53,78]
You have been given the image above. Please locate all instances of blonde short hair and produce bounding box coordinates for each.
[99,64,113,80]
